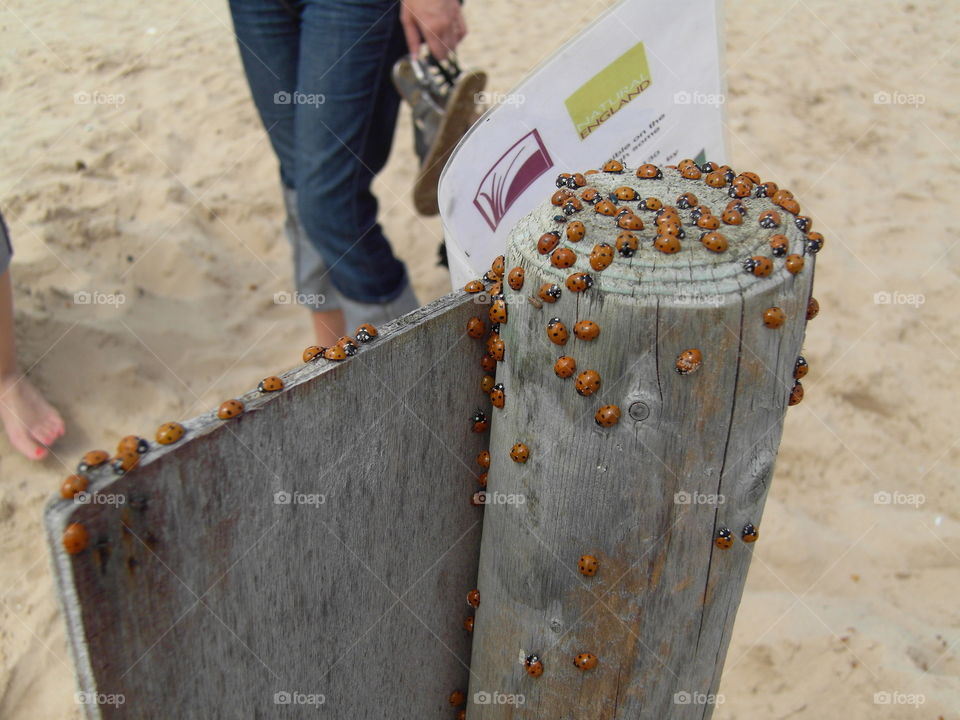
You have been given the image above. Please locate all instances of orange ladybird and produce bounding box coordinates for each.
[614,185,639,201]
[573,653,598,671]
[574,320,600,341]
[60,474,89,500]
[488,297,507,324]
[480,355,497,373]
[680,165,702,180]
[602,159,624,173]
[785,254,805,274]
[594,405,621,427]
[551,247,577,269]
[471,410,489,433]
[464,280,484,293]
[636,163,662,179]
[741,171,761,184]
[755,181,779,198]
[696,214,720,230]
[217,399,244,420]
[63,523,89,555]
[721,209,743,225]
[537,231,561,255]
[324,345,348,361]
[675,348,703,375]
[742,523,759,543]
[758,210,781,229]
[490,255,505,277]
[480,374,495,394]
[466,589,480,608]
[449,690,466,707]
[640,197,664,211]
[546,318,569,345]
[111,451,140,475]
[794,355,808,379]
[477,471,487,489]
[566,272,593,293]
[551,188,573,206]
[486,334,505,362]
[794,215,813,233]
[77,450,109,474]
[594,199,618,216]
[806,231,825,254]
[779,198,801,215]
[807,296,820,320]
[354,323,378,343]
[575,370,601,397]
[578,554,600,576]
[156,422,185,445]
[538,283,562,303]
[566,221,586,242]
[768,234,789,257]
[700,232,728,253]
[303,345,324,362]
[789,381,804,406]
[490,383,505,409]
[580,187,602,204]
[616,232,639,257]
[676,192,698,209]
[117,435,149,455]
[763,307,786,329]
[654,234,681,254]
[466,316,486,339]
[715,527,734,549]
[554,355,577,379]
[728,179,752,198]
[463,617,474,633]
[259,375,284,392]
[510,443,529,463]
[589,243,615,271]
[743,256,774,277]
[524,655,544,678]
[704,170,727,188]
[617,213,644,231]
[476,450,491,468]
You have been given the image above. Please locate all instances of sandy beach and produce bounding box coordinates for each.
[1,0,958,717]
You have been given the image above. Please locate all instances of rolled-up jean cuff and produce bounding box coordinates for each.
[0,211,12,275]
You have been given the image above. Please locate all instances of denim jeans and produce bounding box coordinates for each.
[229,0,409,305]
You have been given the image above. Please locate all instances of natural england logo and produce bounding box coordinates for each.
[564,42,653,140]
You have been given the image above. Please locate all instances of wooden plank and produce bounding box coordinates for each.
[467,169,815,718]
[45,291,489,719]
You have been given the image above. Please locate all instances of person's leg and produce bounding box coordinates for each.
[0,268,64,460]
[229,0,344,343]
[293,0,415,322]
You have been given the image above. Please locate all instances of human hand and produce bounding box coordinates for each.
[400,0,467,62]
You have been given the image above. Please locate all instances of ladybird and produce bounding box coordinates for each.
[482,270,498,284]
[676,192,698,209]
[779,197,801,215]
[617,213,644,231]
[567,172,586,188]
[555,173,572,189]
[477,450,490,468]
[471,410,489,433]
[466,589,480,608]
[715,527,734,549]
[580,187,602,204]
[805,231,825,254]
[696,214,720,230]
[489,297,508,324]
[490,255,505,277]
[704,170,727,188]
[681,165,702,180]
[758,210,781,229]
[155,422,185,445]
[477,471,488,489]
[721,209,744,226]
[794,215,813,233]
[595,405,621,427]
[785,253,805,274]
[807,297,820,320]
[60,474,89,500]
[537,231,561,255]
[689,205,708,223]
[578,554,600,576]
[259,375,284,392]
[111,451,139,475]
[763,307,786,329]
[464,280,484,293]
[554,355,577,379]
[594,199,618,216]
[789,380,805,406]
[566,220,586,242]
[725,198,748,216]
[63,523,89,555]
[302,345,324,362]
[510,443,529,463]
[654,234,681,254]
[740,171,761,184]
[480,374,495,394]
[336,336,359,356]
[727,180,752,199]
[700,161,718,173]
[551,247,577,269]
[565,272,593,293]
[490,383,505,409]
[771,188,793,203]
[538,283,562,304]
[563,197,583,215]
[449,690,466,706]
[117,435,150,455]
[573,653,598,671]
[675,348,703,375]
[636,163,663,179]
[574,320,600,341]
[480,354,497,373]
[524,654,544,678]
[546,318,569,345]
[551,188,573,206]
[575,370,601,397]
[355,323,378,343]
[486,334,505,361]
[466,316,486,339]
[768,234,789,257]
[613,186,638,201]
[457,712,465,720]
[616,232,639,257]
[217,399,244,420]
[324,344,348,361]
[677,158,698,170]
[657,220,684,238]
[699,232,728,253]
[640,196,664,211]
[463,616,474,633]
[77,450,109,474]
[742,523,759,543]
[743,256,774,277]
[755,181,779,198]
[794,355,808,379]
[589,243,615,271]
[602,159,624,173]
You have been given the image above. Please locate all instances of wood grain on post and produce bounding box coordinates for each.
[468,166,816,718]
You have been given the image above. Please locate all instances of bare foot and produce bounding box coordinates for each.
[0,376,65,460]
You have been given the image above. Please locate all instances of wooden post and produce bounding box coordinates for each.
[468,166,816,718]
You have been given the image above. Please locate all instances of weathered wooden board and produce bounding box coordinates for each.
[467,169,815,718]
[45,291,490,719]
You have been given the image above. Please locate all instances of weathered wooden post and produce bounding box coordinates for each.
[467,162,818,718]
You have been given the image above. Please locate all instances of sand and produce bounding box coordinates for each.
[0,0,957,717]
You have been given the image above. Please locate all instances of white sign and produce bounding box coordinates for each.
[439,0,726,287]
